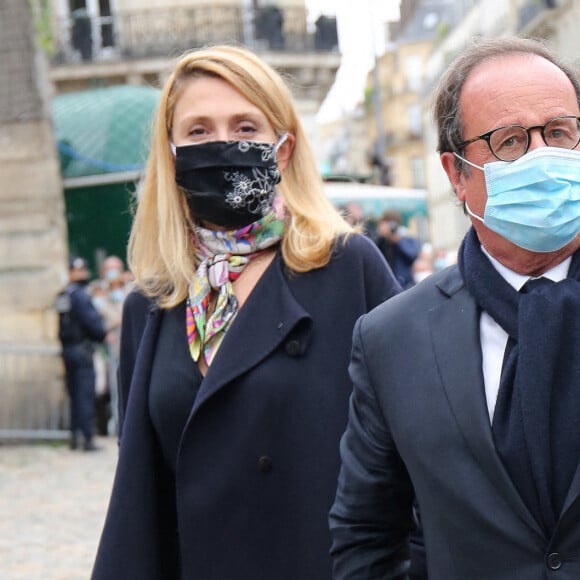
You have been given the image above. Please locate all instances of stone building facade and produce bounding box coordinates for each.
[0,0,69,435]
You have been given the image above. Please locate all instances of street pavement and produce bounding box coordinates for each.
[0,436,118,580]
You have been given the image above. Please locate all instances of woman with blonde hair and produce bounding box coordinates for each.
[92,44,399,580]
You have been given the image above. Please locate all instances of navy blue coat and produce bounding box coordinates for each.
[92,234,400,580]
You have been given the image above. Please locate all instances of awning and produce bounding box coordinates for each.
[52,85,160,180]
[323,181,428,221]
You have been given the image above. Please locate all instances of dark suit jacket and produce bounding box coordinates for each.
[92,234,400,580]
[330,265,580,579]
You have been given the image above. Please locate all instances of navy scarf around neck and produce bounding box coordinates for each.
[458,227,580,535]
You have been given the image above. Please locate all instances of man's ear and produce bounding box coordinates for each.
[440,151,466,201]
[277,133,295,171]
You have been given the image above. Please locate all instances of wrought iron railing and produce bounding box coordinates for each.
[51,5,339,65]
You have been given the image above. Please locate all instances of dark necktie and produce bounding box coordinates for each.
[492,277,556,532]
[520,276,554,293]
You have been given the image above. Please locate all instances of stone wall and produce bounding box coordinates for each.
[0,0,69,434]
[0,0,68,345]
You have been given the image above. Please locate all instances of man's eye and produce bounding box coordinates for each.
[492,128,526,152]
[547,127,569,141]
[501,136,518,148]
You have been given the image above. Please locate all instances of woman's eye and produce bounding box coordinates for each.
[239,125,257,134]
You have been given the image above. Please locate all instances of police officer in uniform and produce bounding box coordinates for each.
[56,257,108,451]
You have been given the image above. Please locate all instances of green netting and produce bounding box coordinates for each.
[52,85,160,178]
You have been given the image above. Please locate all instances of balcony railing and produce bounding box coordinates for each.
[51,5,339,66]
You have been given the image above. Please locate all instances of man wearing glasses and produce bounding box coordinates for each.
[330,37,580,579]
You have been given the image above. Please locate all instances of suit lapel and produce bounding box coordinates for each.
[561,464,580,515]
[430,269,544,539]
[191,255,311,414]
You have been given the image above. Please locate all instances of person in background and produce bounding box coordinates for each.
[411,244,434,285]
[329,36,580,579]
[432,247,450,272]
[92,44,400,580]
[342,201,363,226]
[56,257,108,451]
[374,210,421,288]
[90,255,130,436]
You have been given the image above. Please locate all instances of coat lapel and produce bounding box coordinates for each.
[191,255,311,414]
[430,268,544,540]
[561,463,580,515]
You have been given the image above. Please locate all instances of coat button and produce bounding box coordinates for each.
[547,552,562,570]
[258,456,273,473]
[285,339,300,357]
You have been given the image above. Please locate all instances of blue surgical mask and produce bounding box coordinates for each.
[454,147,580,252]
[105,268,122,281]
[110,288,125,303]
[92,296,106,311]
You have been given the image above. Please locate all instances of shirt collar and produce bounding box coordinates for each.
[481,245,571,291]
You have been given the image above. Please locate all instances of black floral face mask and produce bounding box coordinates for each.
[173,134,287,229]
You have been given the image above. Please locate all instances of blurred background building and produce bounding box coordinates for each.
[318,0,579,254]
[1,0,578,437]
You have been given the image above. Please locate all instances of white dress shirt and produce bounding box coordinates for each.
[479,247,571,421]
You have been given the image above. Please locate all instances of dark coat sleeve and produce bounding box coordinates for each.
[340,233,402,304]
[329,315,417,579]
[71,287,107,342]
[397,236,421,265]
[116,289,154,434]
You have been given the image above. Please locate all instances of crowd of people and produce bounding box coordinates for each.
[57,254,132,449]
[343,202,451,289]
[53,34,580,580]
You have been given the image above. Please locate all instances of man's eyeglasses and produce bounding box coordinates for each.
[455,115,580,161]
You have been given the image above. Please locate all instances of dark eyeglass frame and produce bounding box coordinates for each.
[455,115,580,161]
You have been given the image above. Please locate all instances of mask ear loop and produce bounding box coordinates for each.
[465,202,484,223]
[170,142,177,157]
[452,153,485,222]
[453,152,507,223]
[453,151,484,171]
[275,132,289,152]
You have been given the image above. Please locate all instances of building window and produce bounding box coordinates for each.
[408,104,422,136]
[411,156,425,189]
[405,54,422,92]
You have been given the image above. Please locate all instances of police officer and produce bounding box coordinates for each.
[56,257,108,451]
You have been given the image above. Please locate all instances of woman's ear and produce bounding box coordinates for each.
[277,133,295,171]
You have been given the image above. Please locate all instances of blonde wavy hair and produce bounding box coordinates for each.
[129,44,352,308]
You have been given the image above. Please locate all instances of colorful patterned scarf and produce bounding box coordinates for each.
[186,196,285,365]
